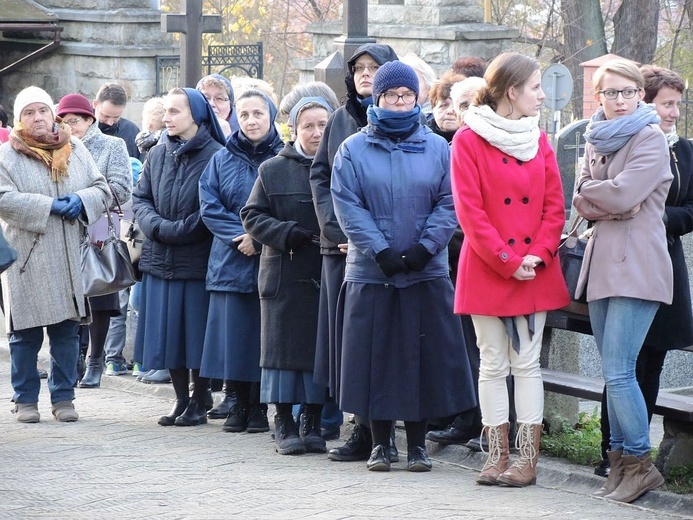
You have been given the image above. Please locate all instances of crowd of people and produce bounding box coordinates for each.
[0,46,689,504]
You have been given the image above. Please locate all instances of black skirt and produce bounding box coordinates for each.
[335,277,477,421]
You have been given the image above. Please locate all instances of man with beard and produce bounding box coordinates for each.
[93,83,142,161]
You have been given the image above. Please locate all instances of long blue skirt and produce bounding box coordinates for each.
[335,278,477,422]
[313,255,345,393]
[133,274,209,370]
[260,369,325,404]
[199,291,261,382]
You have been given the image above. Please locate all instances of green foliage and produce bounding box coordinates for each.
[540,410,603,466]
[667,464,693,495]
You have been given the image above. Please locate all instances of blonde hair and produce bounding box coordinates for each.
[399,53,437,92]
[232,77,278,106]
[592,58,644,92]
[141,97,165,131]
[450,76,486,112]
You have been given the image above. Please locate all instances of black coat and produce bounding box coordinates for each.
[309,43,399,255]
[241,143,322,371]
[644,137,693,350]
[133,125,223,280]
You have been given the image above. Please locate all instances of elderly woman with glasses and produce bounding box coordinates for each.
[573,58,672,503]
[196,73,236,137]
[331,61,476,473]
[56,93,132,389]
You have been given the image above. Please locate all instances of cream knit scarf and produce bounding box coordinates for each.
[464,104,540,162]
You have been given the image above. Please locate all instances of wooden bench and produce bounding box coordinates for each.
[542,368,693,423]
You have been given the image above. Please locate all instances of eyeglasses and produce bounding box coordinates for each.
[204,95,230,104]
[382,91,417,105]
[64,117,83,126]
[352,64,379,74]
[597,88,640,100]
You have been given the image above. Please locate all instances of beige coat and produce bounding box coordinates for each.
[0,137,110,331]
[573,123,673,304]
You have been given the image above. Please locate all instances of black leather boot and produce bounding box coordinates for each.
[300,406,327,453]
[222,403,248,432]
[174,398,208,426]
[78,356,103,388]
[207,391,238,419]
[274,414,306,455]
[158,398,189,426]
[327,423,373,461]
[247,403,270,433]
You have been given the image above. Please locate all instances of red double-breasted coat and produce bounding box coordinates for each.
[450,127,570,316]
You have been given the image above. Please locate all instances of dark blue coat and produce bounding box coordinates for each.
[133,124,222,280]
[200,128,283,292]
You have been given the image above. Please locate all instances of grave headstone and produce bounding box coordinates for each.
[555,118,588,221]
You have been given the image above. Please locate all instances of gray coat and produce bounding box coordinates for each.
[0,138,110,331]
[573,124,673,304]
[241,143,322,371]
[81,122,132,206]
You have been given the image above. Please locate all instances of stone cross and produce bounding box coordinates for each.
[315,0,375,100]
[161,0,222,88]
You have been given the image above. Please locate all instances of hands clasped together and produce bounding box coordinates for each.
[512,254,543,281]
[50,194,83,221]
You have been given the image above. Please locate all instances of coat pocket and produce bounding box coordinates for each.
[258,254,281,299]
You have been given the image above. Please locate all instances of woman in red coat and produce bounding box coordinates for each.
[451,52,569,487]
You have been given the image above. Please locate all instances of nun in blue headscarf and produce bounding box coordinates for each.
[132,87,226,427]
[196,73,238,137]
[198,89,284,434]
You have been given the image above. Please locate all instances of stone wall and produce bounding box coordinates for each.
[0,0,176,122]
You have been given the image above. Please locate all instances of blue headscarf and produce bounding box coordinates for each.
[181,87,226,145]
[288,96,334,128]
[229,90,283,160]
[195,74,239,132]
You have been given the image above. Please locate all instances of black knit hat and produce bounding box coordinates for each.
[371,61,420,104]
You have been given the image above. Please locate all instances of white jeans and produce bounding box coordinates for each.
[471,312,546,426]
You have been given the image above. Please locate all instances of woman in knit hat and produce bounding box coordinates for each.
[56,93,133,389]
[331,61,476,472]
[0,86,110,423]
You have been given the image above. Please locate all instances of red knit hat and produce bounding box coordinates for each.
[57,93,95,119]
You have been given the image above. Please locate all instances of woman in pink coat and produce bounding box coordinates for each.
[451,52,569,488]
[573,58,672,504]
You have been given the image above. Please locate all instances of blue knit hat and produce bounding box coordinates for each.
[371,61,420,104]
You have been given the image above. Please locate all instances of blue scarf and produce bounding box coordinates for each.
[366,104,421,138]
[358,96,373,109]
[584,102,660,155]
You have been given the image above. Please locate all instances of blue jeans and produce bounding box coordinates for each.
[104,288,130,366]
[10,319,80,404]
[589,297,659,457]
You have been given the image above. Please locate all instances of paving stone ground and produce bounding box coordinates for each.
[0,346,691,519]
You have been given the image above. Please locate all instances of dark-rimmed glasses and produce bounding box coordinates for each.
[382,91,417,105]
[597,88,640,100]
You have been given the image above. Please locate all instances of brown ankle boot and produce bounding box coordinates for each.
[497,422,542,487]
[593,450,624,497]
[477,422,510,485]
[604,452,664,503]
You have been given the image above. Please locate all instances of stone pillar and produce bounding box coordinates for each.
[295,0,518,84]
[0,0,177,121]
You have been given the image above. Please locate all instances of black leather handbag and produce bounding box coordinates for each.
[81,204,137,297]
[558,217,589,314]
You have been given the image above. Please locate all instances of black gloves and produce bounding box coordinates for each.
[286,226,314,250]
[402,243,433,272]
[375,248,409,277]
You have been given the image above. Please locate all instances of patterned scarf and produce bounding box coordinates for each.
[584,102,660,155]
[464,104,540,162]
[665,127,679,149]
[9,120,72,181]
